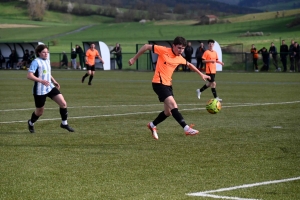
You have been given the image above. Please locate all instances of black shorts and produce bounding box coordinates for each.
[207,74,216,83]
[33,87,61,108]
[86,65,95,71]
[152,83,173,102]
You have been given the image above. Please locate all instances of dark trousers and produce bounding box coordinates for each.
[289,56,295,71]
[253,58,258,70]
[272,55,278,69]
[196,58,204,69]
[280,56,287,71]
[184,57,191,71]
[116,56,122,70]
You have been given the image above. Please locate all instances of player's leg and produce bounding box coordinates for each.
[82,65,91,83]
[88,66,95,85]
[28,95,46,133]
[51,89,74,132]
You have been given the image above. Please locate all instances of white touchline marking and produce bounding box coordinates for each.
[187,176,300,199]
[0,101,300,124]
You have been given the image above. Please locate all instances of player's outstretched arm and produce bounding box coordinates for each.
[187,62,210,81]
[128,44,152,66]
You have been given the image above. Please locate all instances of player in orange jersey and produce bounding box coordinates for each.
[81,43,104,85]
[196,39,224,102]
[129,36,210,140]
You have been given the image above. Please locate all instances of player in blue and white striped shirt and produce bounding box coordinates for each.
[27,44,74,133]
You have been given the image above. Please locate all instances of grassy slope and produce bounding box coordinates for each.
[0,1,299,53]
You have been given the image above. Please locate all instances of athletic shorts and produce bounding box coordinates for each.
[207,74,216,83]
[33,87,61,108]
[86,64,95,71]
[152,83,173,102]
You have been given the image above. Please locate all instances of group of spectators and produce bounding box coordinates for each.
[0,49,35,70]
[60,43,123,70]
[251,39,300,72]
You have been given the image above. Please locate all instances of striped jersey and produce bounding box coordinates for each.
[28,57,55,95]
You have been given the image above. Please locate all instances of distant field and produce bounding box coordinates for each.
[0,2,299,53]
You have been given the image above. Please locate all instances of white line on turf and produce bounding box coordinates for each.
[0,101,300,124]
[187,176,300,199]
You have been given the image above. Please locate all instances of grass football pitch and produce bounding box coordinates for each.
[0,70,299,200]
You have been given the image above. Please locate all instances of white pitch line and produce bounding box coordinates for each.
[188,193,259,200]
[0,101,300,124]
[187,176,300,199]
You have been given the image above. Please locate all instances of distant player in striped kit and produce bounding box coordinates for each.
[26,44,74,133]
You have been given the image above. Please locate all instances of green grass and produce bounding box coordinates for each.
[0,70,300,200]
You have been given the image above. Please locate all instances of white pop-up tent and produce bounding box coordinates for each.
[148,39,223,71]
[82,41,111,70]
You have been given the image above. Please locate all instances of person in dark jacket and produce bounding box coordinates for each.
[280,40,289,72]
[110,43,122,70]
[289,40,295,72]
[293,42,300,72]
[269,42,279,71]
[6,49,18,69]
[76,44,84,69]
[195,42,206,71]
[60,51,68,68]
[183,42,193,71]
[258,47,270,71]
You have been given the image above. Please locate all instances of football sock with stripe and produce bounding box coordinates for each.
[153,111,168,126]
[211,88,217,98]
[30,112,39,124]
[200,84,208,92]
[60,108,68,121]
[171,108,187,128]
[88,75,93,83]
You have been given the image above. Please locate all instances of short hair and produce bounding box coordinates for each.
[35,44,48,57]
[208,39,215,44]
[173,36,187,47]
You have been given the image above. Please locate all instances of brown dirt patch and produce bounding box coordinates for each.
[0,24,40,28]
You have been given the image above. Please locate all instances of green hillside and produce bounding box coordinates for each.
[0,1,299,53]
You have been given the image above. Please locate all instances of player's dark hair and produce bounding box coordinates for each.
[173,36,187,47]
[35,44,48,57]
[208,39,215,44]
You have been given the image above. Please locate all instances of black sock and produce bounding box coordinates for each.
[30,112,39,123]
[60,108,68,121]
[211,88,217,98]
[153,111,168,126]
[171,108,187,128]
[88,75,94,83]
[200,84,208,92]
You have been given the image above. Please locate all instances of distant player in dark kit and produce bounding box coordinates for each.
[129,36,210,140]
[27,44,74,133]
[196,39,224,102]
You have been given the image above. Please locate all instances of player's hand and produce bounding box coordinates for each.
[128,58,135,66]
[40,80,50,86]
[202,74,210,81]
[53,82,60,90]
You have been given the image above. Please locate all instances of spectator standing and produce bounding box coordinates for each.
[195,42,206,71]
[280,40,289,72]
[71,48,77,69]
[0,50,6,69]
[128,36,210,140]
[6,49,18,69]
[289,40,295,72]
[196,39,224,102]
[17,49,30,69]
[26,44,74,133]
[250,44,259,72]
[294,42,300,72]
[76,44,84,69]
[110,43,122,70]
[81,43,104,85]
[269,42,279,71]
[258,47,270,71]
[28,50,35,66]
[60,51,68,68]
[183,42,193,71]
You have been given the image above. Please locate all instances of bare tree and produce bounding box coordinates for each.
[27,0,48,21]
